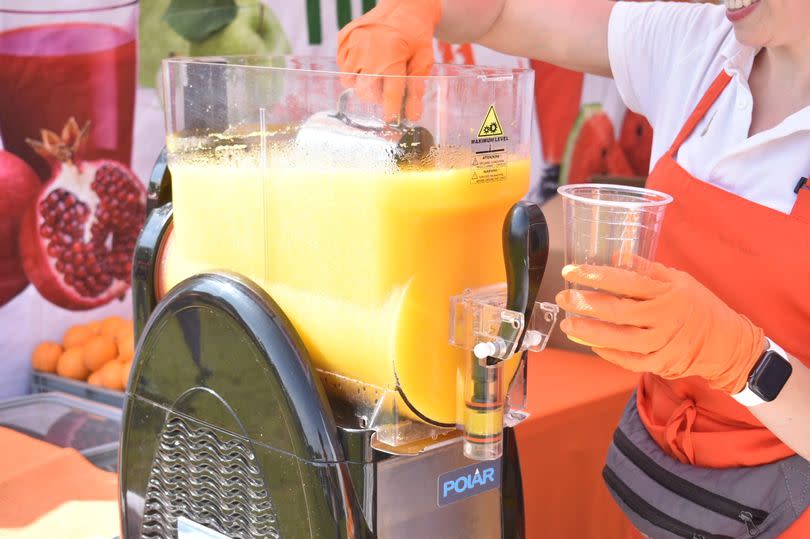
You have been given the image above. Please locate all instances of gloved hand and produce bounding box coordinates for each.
[555,261,766,394]
[337,0,441,122]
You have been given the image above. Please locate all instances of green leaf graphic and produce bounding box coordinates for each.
[163,0,238,43]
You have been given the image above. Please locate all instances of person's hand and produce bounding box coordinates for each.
[337,0,441,122]
[555,261,766,394]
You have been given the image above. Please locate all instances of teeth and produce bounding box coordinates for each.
[726,0,754,10]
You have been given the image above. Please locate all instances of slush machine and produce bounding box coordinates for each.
[120,56,559,538]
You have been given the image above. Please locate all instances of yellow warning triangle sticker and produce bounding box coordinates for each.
[477,105,504,138]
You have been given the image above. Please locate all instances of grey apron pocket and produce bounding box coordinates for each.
[604,393,810,539]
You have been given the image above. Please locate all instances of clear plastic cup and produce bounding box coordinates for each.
[558,184,673,318]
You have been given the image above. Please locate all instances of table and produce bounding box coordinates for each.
[0,427,117,529]
[518,347,640,539]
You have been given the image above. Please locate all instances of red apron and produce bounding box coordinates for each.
[629,70,810,536]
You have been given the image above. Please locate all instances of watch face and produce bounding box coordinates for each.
[750,351,793,402]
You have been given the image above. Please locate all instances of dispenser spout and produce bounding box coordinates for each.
[454,202,556,461]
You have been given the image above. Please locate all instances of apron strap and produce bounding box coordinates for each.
[667,71,733,158]
[662,69,810,221]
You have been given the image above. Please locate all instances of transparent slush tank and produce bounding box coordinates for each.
[160,56,536,451]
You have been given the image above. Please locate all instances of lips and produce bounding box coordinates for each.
[725,0,761,22]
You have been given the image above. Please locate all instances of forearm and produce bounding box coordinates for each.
[437,0,614,77]
[750,352,810,462]
[436,0,506,45]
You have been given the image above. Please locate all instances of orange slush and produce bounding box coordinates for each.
[164,158,530,425]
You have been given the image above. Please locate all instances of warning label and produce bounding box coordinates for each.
[470,150,507,184]
[477,105,504,138]
[470,105,508,185]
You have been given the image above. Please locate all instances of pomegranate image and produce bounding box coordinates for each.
[18,118,146,311]
[0,150,41,307]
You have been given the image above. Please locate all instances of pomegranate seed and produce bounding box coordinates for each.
[55,261,64,272]
[40,225,53,238]
[65,275,75,286]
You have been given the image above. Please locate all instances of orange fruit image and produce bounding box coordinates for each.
[62,325,94,348]
[82,335,118,372]
[87,371,103,387]
[116,328,135,363]
[45,317,135,392]
[85,320,104,335]
[31,342,63,373]
[97,360,125,391]
[56,347,90,380]
[120,360,133,389]
[100,316,128,338]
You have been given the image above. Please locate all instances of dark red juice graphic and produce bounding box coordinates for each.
[0,23,136,180]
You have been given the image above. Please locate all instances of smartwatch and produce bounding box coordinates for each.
[731,338,792,407]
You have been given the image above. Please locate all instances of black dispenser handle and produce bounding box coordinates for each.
[502,201,550,351]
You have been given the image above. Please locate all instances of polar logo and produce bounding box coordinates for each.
[437,461,502,507]
[443,468,496,496]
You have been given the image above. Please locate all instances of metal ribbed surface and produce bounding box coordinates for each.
[141,415,280,538]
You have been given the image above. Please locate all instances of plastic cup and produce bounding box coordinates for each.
[558,184,674,319]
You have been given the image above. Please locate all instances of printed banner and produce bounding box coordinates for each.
[0,0,647,398]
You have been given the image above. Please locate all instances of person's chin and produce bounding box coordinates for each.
[730,24,767,48]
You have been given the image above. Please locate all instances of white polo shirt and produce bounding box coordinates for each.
[608,1,810,215]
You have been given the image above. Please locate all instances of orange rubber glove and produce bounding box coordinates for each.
[555,261,766,394]
[337,0,441,122]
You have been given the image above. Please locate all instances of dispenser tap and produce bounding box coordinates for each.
[457,201,553,461]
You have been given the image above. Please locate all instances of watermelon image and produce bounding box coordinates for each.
[620,110,654,176]
[559,103,635,185]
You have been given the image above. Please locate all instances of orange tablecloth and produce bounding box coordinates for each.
[517,347,640,539]
[0,426,117,529]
